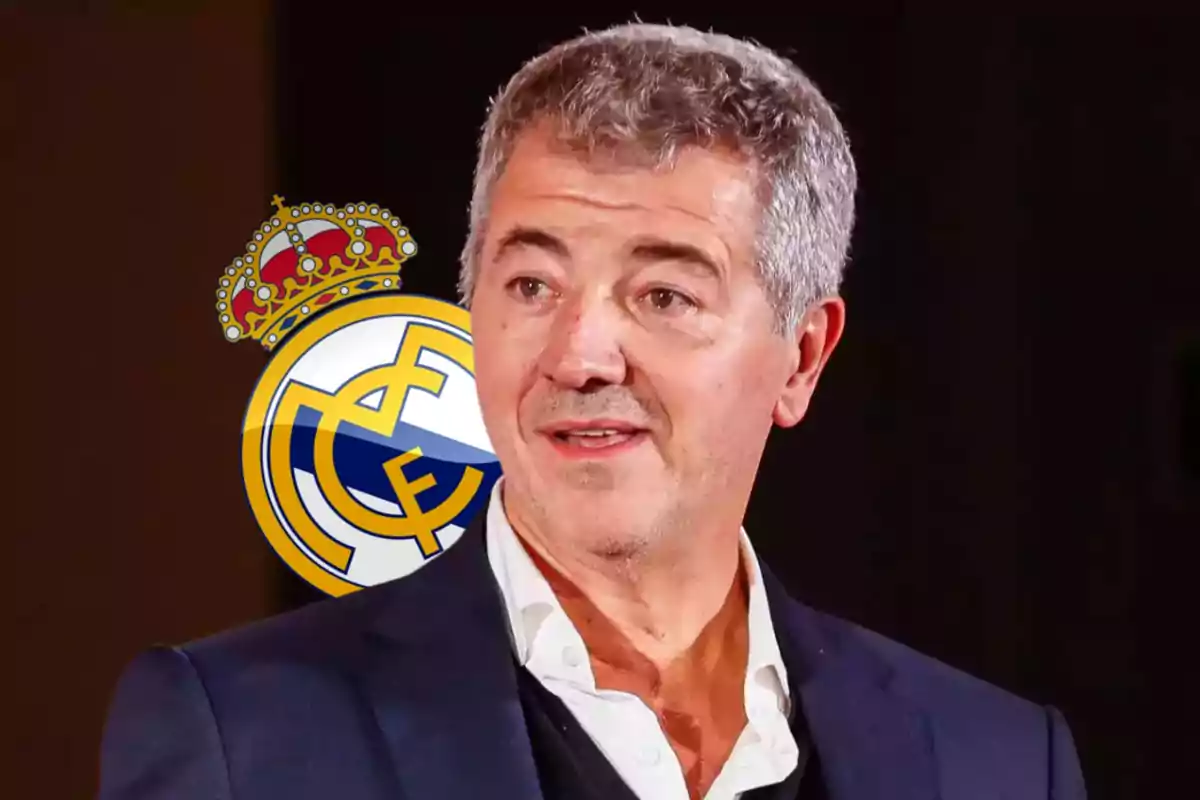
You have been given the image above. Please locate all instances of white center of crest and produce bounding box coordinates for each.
[261,312,497,589]
[277,315,493,455]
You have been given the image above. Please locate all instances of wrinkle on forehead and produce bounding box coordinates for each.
[493,127,762,266]
[525,189,723,230]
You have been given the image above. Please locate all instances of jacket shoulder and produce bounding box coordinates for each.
[822,610,1047,727]
[180,576,404,671]
[849,619,1044,720]
[804,607,1075,793]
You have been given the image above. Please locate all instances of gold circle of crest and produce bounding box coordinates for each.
[241,293,476,597]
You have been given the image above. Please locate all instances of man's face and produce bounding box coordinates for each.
[470,125,840,557]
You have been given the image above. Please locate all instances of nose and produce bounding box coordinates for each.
[536,292,627,390]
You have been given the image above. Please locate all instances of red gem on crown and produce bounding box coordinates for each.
[216,195,417,350]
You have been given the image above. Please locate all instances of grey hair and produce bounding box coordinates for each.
[458,22,857,334]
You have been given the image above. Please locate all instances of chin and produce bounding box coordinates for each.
[552,516,661,559]
[552,489,668,541]
[507,457,673,529]
[544,466,658,505]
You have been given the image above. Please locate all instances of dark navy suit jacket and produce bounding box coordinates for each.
[99,515,1087,799]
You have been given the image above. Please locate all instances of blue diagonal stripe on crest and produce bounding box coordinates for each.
[288,405,501,530]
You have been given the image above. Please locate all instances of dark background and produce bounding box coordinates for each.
[6,4,1195,798]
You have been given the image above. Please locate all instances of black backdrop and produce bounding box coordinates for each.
[261,9,1196,800]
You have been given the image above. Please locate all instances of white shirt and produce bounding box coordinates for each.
[484,480,800,800]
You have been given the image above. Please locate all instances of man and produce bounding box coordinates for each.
[99,23,1087,800]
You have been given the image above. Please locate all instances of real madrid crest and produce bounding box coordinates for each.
[218,196,501,596]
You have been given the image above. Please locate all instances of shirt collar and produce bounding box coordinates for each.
[485,479,561,666]
[484,478,791,709]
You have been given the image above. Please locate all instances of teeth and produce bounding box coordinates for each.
[570,429,619,436]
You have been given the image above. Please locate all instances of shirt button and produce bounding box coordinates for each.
[562,646,584,668]
[638,746,662,766]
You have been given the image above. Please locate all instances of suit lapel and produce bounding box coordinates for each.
[358,515,543,800]
[762,567,941,800]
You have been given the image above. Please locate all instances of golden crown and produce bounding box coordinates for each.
[216,195,418,350]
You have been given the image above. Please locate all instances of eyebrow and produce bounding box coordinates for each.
[492,226,569,262]
[627,237,723,281]
[492,226,723,280]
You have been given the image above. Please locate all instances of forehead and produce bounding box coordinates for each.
[485,127,761,256]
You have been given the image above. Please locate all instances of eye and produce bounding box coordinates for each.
[641,287,697,314]
[506,276,552,302]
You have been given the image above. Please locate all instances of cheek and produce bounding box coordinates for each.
[473,320,539,419]
[474,345,518,411]
[654,344,784,437]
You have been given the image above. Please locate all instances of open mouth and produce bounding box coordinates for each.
[540,421,650,457]
[550,428,643,449]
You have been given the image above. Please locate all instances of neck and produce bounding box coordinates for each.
[504,495,745,668]
[501,489,754,800]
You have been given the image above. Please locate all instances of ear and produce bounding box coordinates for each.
[773,297,846,428]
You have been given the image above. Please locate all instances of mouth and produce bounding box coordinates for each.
[538,420,651,458]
